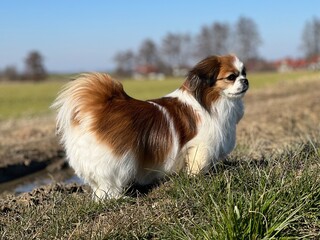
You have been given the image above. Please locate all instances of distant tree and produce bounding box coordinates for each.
[24,51,47,81]
[196,25,214,59]
[196,22,231,59]
[301,17,320,59]
[211,22,231,55]
[113,50,135,76]
[234,16,262,62]
[161,32,192,71]
[3,65,19,81]
[137,39,160,66]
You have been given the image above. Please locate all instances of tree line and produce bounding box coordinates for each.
[114,16,262,76]
[114,16,320,76]
[1,16,319,81]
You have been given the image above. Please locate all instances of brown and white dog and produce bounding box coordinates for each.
[52,54,249,200]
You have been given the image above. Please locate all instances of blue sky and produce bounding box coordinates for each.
[1,1,319,72]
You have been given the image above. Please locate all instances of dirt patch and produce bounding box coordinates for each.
[0,116,66,183]
[0,183,89,214]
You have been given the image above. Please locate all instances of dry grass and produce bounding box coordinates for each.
[1,140,319,239]
[0,72,320,239]
[237,77,320,156]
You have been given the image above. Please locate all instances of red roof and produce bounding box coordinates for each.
[135,65,159,74]
[273,56,320,69]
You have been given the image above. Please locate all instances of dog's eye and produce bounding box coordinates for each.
[227,74,237,81]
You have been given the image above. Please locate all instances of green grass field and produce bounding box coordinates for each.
[0,71,319,120]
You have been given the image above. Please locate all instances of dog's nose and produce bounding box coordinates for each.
[241,78,249,86]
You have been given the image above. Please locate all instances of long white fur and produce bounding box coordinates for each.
[166,88,243,174]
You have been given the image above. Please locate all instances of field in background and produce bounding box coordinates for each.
[0,70,320,120]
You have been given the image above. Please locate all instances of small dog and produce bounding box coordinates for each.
[52,54,249,200]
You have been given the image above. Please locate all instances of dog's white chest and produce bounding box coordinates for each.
[201,98,244,161]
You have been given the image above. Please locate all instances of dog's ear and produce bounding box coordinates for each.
[187,56,221,87]
[183,56,221,110]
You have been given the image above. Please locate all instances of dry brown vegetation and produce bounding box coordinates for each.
[238,77,320,155]
[0,75,319,239]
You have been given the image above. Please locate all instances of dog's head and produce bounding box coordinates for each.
[182,55,249,110]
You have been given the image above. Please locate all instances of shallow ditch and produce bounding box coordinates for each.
[0,156,83,196]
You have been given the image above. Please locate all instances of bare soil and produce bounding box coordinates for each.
[0,116,66,185]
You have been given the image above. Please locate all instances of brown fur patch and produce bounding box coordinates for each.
[150,97,199,148]
[72,74,173,168]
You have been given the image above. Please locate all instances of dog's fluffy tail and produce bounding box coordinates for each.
[51,73,127,140]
